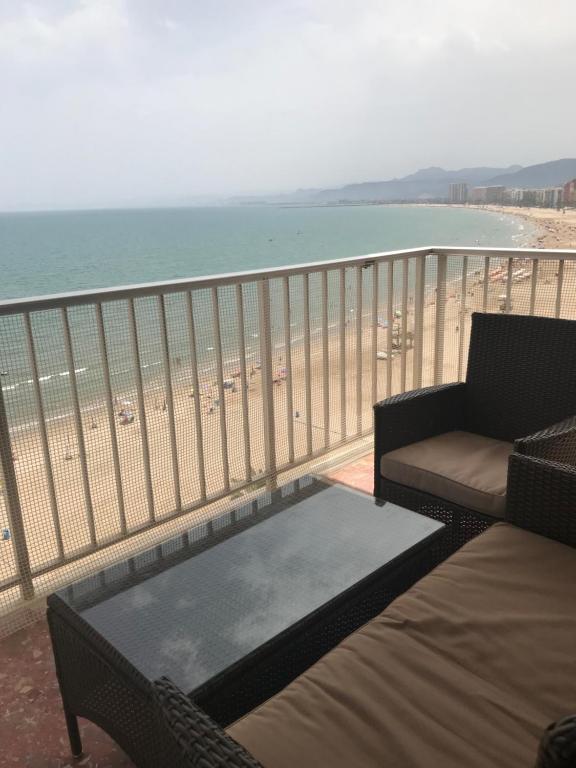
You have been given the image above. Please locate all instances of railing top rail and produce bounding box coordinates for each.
[430,245,576,260]
[0,245,575,316]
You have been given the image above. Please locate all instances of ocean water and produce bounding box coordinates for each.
[0,204,531,300]
[0,205,532,427]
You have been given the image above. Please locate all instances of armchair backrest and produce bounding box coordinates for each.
[464,313,576,442]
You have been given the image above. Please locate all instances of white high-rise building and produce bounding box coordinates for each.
[448,183,468,203]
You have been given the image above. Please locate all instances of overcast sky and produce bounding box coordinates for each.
[1,0,575,210]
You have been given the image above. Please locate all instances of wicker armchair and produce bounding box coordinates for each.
[374,313,576,530]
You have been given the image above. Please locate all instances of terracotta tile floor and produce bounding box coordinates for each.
[0,617,133,768]
[0,453,373,768]
[322,451,373,494]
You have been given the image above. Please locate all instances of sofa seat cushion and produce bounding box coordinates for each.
[228,523,576,768]
[380,430,513,517]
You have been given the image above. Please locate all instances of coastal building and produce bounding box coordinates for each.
[470,186,506,204]
[544,187,563,208]
[521,189,548,207]
[563,179,576,206]
[503,188,524,205]
[448,182,468,203]
[502,187,563,208]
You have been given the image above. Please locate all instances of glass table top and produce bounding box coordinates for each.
[58,477,443,693]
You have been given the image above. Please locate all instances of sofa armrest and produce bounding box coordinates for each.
[506,453,576,548]
[515,415,576,467]
[154,677,263,767]
[374,382,466,457]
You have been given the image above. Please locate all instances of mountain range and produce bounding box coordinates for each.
[233,158,576,205]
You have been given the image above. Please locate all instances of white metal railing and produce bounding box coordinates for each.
[1,245,576,614]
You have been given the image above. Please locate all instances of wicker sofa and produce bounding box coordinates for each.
[153,454,576,768]
[374,312,576,523]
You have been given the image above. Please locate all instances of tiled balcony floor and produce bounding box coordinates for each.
[322,451,373,494]
[0,452,373,768]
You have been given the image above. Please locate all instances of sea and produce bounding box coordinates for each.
[0,204,533,428]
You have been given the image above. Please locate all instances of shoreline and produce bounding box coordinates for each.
[450,203,576,250]
[476,205,576,250]
[374,202,576,250]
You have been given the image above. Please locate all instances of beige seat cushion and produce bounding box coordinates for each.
[380,430,513,517]
[228,524,576,768]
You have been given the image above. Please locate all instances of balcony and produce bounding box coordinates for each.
[1,245,576,766]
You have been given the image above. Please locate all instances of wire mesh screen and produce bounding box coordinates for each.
[1,250,576,630]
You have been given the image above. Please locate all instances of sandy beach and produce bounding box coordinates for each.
[2,204,576,611]
[468,204,576,249]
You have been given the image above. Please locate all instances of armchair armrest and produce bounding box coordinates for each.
[374,382,466,457]
[154,677,263,767]
[514,415,576,467]
[506,453,576,548]
[374,382,466,500]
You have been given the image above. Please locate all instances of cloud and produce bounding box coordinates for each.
[0,0,575,209]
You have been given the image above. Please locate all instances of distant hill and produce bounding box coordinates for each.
[230,159,576,206]
[232,165,522,205]
[400,165,522,184]
[301,166,524,203]
[487,158,576,188]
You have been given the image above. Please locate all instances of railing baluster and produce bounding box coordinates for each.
[61,307,97,548]
[127,298,155,522]
[413,256,426,389]
[371,263,379,406]
[482,256,490,312]
[434,254,447,385]
[303,274,313,455]
[158,295,181,510]
[95,304,126,534]
[211,286,230,494]
[24,313,64,560]
[282,277,295,463]
[185,292,206,501]
[339,268,346,442]
[457,256,469,381]
[555,259,565,318]
[258,279,277,481]
[401,257,409,392]
[505,257,513,313]
[355,266,363,436]
[386,261,394,397]
[321,270,330,449]
[0,380,34,599]
[529,260,539,316]
[235,284,252,482]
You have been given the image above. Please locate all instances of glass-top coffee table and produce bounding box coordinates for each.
[48,476,449,766]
